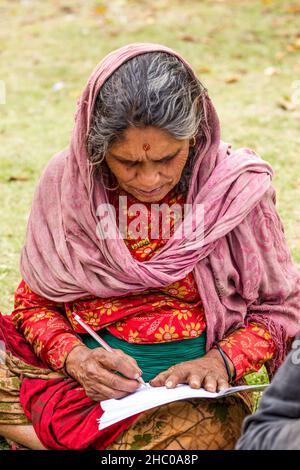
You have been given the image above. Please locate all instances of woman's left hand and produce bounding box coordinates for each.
[149,348,235,392]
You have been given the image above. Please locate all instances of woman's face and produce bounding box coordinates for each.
[105,126,191,202]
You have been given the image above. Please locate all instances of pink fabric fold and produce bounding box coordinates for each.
[19,42,300,375]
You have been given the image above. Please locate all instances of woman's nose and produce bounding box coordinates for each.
[137,169,160,190]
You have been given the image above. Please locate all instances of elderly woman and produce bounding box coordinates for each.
[0,43,299,451]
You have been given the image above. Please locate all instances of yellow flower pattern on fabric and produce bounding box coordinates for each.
[115,321,124,332]
[30,311,56,322]
[220,323,276,381]
[172,309,192,320]
[154,325,179,341]
[152,299,176,308]
[99,300,122,316]
[82,312,101,326]
[219,335,239,349]
[34,339,44,356]
[182,322,202,338]
[250,323,272,340]
[23,325,34,343]
[165,282,188,299]
[10,179,277,378]
[128,330,141,343]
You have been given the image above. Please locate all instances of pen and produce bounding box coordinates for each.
[72,312,146,386]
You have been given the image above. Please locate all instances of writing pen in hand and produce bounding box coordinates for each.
[71,312,146,386]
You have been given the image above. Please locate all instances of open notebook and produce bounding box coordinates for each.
[97,383,269,430]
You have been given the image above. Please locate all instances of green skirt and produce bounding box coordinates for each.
[80,328,207,382]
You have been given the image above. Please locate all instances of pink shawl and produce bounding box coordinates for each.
[19,43,300,375]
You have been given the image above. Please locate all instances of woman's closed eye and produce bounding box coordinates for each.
[160,156,175,164]
[122,156,175,167]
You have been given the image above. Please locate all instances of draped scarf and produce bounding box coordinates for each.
[19,42,300,376]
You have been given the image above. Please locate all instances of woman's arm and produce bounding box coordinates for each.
[149,323,275,391]
[236,333,300,450]
[12,279,84,371]
[12,279,143,400]
[217,321,276,381]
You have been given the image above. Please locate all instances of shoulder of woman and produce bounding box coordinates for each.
[39,148,68,184]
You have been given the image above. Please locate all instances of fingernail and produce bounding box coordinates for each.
[166,381,173,388]
[134,373,141,379]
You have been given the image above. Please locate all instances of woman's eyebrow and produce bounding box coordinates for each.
[110,148,181,163]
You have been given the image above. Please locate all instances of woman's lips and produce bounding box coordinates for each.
[135,185,164,196]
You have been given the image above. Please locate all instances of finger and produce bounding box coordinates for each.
[93,349,141,380]
[164,364,190,388]
[188,374,202,389]
[114,349,142,373]
[164,373,183,388]
[87,366,140,394]
[85,382,131,402]
[150,371,170,387]
[217,377,229,392]
[153,364,188,388]
[203,374,218,393]
[150,367,176,387]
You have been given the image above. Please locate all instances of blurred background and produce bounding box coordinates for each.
[0,1,299,399]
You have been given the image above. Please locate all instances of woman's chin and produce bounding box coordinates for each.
[131,186,171,202]
[124,185,173,202]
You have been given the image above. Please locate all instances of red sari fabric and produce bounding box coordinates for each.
[0,312,139,449]
[3,186,276,449]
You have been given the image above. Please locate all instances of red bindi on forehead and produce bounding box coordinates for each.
[142,143,151,151]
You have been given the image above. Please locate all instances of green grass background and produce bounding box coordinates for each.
[0,0,300,448]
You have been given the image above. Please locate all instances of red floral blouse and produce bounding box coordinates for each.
[12,186,276,381]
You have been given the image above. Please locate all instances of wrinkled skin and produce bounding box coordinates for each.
[105,126,191,202]
[65,345,234,401]
[65,345,142,401]
[150,348,234,392]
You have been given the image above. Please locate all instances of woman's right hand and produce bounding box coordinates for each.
[65,345,142,401]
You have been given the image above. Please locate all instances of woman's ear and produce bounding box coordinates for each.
[189,136,196,147]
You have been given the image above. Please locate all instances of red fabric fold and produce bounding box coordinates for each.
[0,312,140,450]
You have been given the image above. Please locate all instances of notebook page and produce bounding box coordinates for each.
[98,383,269,430]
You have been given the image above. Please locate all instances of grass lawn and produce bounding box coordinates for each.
[0,0,299,449]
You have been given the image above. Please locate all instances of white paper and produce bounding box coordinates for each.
[97,383,268,430]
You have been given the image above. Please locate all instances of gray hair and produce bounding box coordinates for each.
[86,52,208,193]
